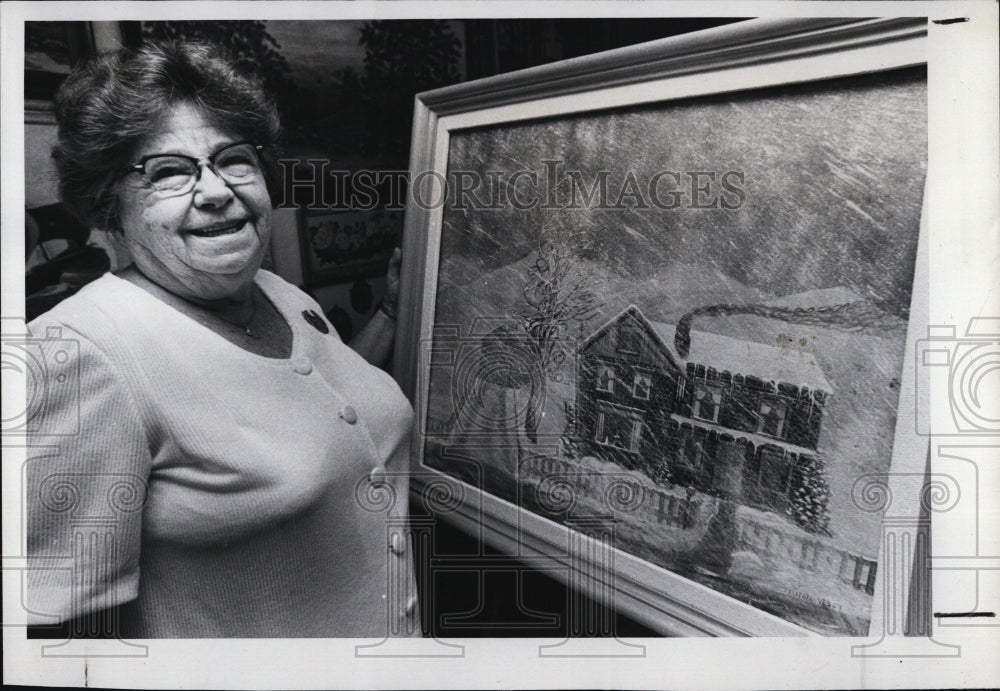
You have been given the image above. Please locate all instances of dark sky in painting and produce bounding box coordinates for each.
[439,67,926,318]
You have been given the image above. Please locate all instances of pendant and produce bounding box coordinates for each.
[246,327,257,338]
[302,309,330,334]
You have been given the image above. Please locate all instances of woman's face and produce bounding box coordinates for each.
[117,101,273,301]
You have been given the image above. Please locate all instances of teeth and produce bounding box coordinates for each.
[190,221,244,237]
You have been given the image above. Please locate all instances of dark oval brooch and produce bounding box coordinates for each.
[302,309,330,334]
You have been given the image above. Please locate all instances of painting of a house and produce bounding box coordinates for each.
[576,305,833,534]
[420,64,926,634]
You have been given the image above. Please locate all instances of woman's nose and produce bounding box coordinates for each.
[191,165,235,207]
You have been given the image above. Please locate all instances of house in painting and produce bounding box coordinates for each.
[575,305,833,532]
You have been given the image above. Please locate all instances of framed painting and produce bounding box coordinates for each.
[298,208,402,286]
[395,18,929,636]
[24,21,96,103]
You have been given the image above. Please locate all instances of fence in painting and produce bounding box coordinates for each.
[735,515,878,594]
[522,455,878,595]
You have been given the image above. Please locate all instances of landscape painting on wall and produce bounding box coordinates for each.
[421,66,927,635]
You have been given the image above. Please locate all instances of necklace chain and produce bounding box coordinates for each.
[124,269,262,339]
[209,286,259,338]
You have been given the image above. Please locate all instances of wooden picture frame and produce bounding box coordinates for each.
[395,17,929,637]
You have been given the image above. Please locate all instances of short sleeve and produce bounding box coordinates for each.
[25,319,152,625]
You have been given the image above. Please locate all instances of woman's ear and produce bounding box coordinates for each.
[262,152,284,210]
[92,226,134,272]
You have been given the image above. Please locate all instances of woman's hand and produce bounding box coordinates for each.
[352,247,402,366]
[380,248,401,320]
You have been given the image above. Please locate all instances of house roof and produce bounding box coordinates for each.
[590,305,832,393]
[651,320,831,392]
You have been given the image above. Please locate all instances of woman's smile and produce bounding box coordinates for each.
[186,218,250,238]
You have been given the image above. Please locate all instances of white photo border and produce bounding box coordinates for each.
[2,2,998,689]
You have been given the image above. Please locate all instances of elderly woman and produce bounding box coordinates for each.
[27,41,418,638]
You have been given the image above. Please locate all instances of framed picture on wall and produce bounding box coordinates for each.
[24,22,98,102]
[395,17,931,636]
[298,208,402,287]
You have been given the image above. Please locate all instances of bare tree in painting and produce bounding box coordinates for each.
[512,234,602,442]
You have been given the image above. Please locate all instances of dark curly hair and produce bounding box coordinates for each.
[53,40,282,233]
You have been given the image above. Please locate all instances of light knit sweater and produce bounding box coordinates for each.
[27,270,419,637]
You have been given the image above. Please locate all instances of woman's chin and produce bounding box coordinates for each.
[189,243,264,278]
[166,251,265,300]
[200,254,260,277]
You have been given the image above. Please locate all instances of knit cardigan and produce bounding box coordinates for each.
[26,270,419,637]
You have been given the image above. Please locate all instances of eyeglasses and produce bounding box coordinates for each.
[124,141,264,196]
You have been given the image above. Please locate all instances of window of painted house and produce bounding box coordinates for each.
[618,324,641,355]
[679,433,707,469]
[692,383,723,422]
[596,363,615,393]
[757,396,787,438]
[596,404,641,452]
[751,446,793,512]
[633,370,652,399]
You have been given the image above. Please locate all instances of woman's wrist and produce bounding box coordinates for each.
[379,297,398,321]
